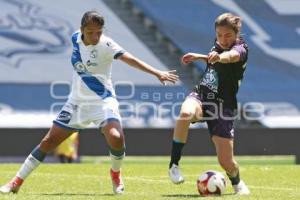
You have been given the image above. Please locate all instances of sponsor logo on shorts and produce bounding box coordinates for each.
[56,110,72,124]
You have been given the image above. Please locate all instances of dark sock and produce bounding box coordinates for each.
[31,145,46,162]
[110,147,125,157]
[227,171,240,185]
[169,140,185,168]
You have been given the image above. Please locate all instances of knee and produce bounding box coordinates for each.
[111,132,124,144]
[109,129,125,148]
[179,110,193,121]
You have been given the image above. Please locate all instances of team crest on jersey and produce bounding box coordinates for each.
[90,49,98,58]
[86,49,98,67]
[200,68,218,93]
[0,0,73,68]
[203,70,216,84]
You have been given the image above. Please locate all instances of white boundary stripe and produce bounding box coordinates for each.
[2,171,298,192]
[34,173,299,192]
[127,177,297,192]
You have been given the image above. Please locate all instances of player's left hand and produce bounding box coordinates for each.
[157,70,179,85]
[208,51,220,64]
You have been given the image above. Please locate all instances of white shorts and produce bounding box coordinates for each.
[53,97,121,131]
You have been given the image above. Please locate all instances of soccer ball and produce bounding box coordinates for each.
[197,170,226,196]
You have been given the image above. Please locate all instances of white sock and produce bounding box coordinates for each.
[110,152,125,172]
[16,154,41,180]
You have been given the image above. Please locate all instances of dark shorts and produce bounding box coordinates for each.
[188,92,235,139]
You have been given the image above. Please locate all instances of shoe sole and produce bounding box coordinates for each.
[0,189,19,194]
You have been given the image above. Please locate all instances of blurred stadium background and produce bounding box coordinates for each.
[0,0,300,162]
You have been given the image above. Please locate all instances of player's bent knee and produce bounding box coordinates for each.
[108,130,125,148]
[111,132,124,143]
[179,110,194,121]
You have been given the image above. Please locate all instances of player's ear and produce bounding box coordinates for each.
[80,26,84,33]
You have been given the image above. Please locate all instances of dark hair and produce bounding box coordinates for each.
[215,13,242,34]
[81,10,104,28]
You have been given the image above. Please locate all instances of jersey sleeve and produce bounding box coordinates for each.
[232,43,248,62]
[106,37,126,59]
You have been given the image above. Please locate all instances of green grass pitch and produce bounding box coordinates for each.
[0,156,299,199]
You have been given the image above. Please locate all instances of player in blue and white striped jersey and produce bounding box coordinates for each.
[0,10,178,195]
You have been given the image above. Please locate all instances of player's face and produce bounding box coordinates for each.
[81,22,103,45]
[215,26,237,49]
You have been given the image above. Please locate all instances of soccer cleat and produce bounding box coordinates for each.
[0,176,24,194]
[233,180,250,195]
[168,164,184,184]
[110,169,124,195]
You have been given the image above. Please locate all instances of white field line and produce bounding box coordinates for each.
[1,172,297,192]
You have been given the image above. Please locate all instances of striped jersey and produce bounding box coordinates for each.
[69,30,125,101]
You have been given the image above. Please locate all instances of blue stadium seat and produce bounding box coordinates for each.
[131,0,300,110]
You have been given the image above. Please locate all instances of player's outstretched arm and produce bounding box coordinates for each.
[181,53,208,65]
[119,52,179,85]
[207,50,240,64]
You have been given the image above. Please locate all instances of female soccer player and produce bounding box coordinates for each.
[0,10,178,195]
[168,13,250,195]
